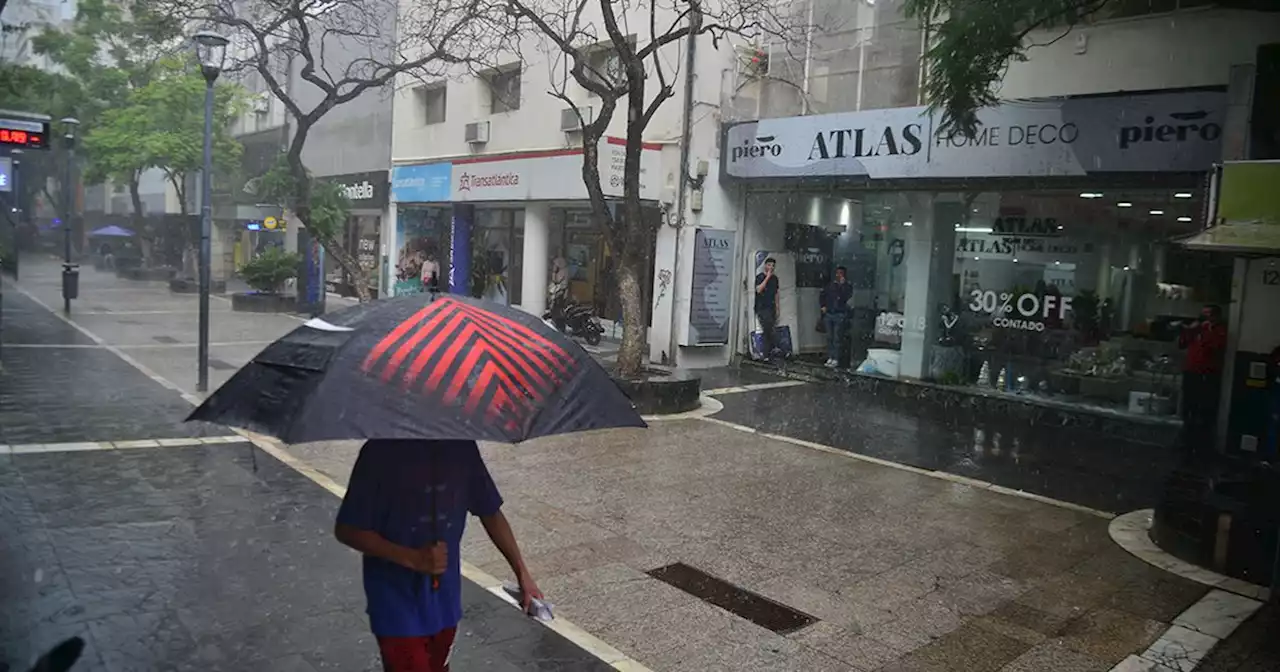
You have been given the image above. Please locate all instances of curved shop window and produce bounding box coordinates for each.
[748,188,1231,420]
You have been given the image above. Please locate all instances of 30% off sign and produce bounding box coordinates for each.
[968,290,1073,332]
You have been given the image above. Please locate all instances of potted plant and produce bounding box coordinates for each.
[231,247,301,312]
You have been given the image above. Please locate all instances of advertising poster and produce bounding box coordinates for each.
[689,228,735,345]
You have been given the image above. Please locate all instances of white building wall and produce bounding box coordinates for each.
[999,8,1280,99]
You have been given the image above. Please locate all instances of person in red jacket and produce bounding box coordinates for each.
[1179,304,1228,449]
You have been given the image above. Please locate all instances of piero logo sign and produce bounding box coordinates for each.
[725,90,1226,180]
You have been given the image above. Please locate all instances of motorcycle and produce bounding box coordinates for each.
[544,290,605,346]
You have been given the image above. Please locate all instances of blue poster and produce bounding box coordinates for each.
[449,205,473,295]
[391,162,452,203]
[305,239,325,307]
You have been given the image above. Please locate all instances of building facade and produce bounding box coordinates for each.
[715,1,1280,429]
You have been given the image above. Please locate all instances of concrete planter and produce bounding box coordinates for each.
[231,292,296,313]
[611,368,701,415]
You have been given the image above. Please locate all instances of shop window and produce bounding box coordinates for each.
[583,39,632,95]
[473,209,523,306]
[393,207,450,296]
[416,83,447,125]
[485,65,522,114]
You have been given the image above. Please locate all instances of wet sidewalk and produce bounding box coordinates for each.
[0,277,614,672]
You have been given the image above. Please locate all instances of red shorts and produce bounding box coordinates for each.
[376,628,457,672]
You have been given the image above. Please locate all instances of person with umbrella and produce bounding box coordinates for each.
[335,439,538,671]
[188,291,646,670]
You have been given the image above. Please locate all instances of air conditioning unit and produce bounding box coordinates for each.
[252,93,269,113]
[464,121,490,144]
[560,106,592,132]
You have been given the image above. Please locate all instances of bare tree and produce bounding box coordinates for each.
[169,0,500,300]
[501,0,804,377]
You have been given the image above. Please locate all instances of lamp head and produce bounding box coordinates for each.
[192,30,229,80]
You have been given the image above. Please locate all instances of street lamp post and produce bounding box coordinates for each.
[10,147,21,281]
[60,117,80,314]
[193,30,228,393]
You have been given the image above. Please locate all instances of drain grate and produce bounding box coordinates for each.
[152,335,180,344]
[646,563,818,634]
[208,358,236,371]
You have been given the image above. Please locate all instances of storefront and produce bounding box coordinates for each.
[318,170,389,299]
[725,88,1230,422]
[389,138,663,321]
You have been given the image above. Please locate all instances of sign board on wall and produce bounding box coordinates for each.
[0,157,11,193]
[322,170,389,209]
[451,137,661,202]
[391,162,453,203]
[724,90,1226,180]
[688,228,735,345]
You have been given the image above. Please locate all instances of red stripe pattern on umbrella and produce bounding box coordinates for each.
[360,297,576,430]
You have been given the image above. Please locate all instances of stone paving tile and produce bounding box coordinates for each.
[1196,602,1280,672]
[789,621,909,671]
[904,621,1032,672]
[1056,608,1168,663]
[999,638,1110,672]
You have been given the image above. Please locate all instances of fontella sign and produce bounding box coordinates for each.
[724,90,1226,179]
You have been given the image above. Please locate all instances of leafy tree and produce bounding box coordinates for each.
[503,0,803,377]
[903,0,1280,139]
[29,0,183,248]
[168,0,501,302]
[83,57,245,261]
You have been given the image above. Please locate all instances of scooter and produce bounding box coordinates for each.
[544,291,605,346]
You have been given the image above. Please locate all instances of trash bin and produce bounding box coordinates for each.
[62,266,80,300]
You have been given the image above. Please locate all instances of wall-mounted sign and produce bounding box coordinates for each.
[0,157,11,193]
[319,170,388,209]
[449,138,661,203]
[392,162,453,203]
[263,216,279,230]
[724,90,1226,180]
[688,228,735,345]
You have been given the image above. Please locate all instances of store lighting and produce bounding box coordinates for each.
[973,256,980,260]
[1174,192,1193,199]
[1177,216,1193,222]
[902,221,913,227]
[1117,202,1133,208]
[1150,210,1164,215]
[1123,266,1132,271]
[954,226,993,233]
[1080,192,1103,199]
[1013,258,1020,263]
[1054,260,1061,265]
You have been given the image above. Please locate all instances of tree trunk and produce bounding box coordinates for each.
[129,174,152,265]
[615,250,647,376]
[613,81,651,378]
[284,125,373,303]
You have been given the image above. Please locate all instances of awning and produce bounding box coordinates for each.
[1180,160,1280,253]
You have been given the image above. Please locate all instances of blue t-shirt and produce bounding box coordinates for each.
[337,439,503,637]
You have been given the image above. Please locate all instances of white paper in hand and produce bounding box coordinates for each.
[502,582,555,621]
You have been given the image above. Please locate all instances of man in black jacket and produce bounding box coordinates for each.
[755,258,781,360]
[820,266,853,368]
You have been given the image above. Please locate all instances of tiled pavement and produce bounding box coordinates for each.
[1,256,1243,671]
[290,423,1215,672]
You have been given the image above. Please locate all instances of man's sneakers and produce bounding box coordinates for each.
[824,358,838,368]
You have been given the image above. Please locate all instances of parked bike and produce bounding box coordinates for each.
[544,290,605,346]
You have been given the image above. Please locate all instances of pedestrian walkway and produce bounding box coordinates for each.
[0,271,617,671]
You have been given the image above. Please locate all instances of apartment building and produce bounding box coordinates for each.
[722,0,1280,429]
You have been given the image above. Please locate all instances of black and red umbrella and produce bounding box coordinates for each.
[187,292,645,443]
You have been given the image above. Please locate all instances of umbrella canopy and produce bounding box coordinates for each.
[89,225,135,237]
[188,292,645,444]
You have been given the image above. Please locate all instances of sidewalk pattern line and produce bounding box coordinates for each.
[2,340,277,350]
[1109,510,1270,602]
[3,275,653,672]
[699,415,1116,519]
[702,380,807,396]
[1109,589,1264,672]
[1,435,243,454]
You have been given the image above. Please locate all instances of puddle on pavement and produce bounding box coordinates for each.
[646,563,817,634]
[152,335,179,343]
